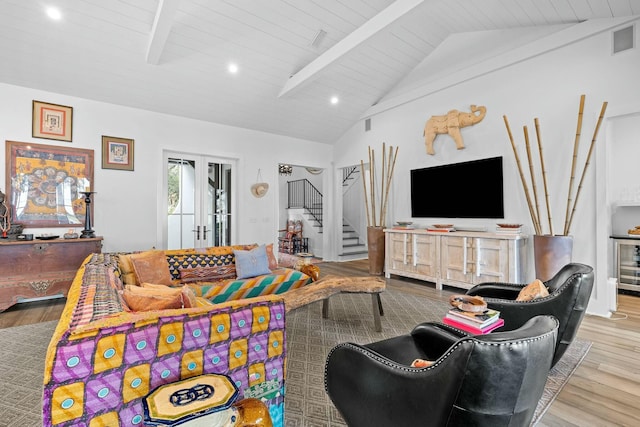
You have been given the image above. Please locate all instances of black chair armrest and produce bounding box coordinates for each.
[365,322,466,363]
[410,321,468,355]
[466,282,523,299]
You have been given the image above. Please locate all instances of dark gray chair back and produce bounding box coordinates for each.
[466,262,593,366]
[325,315,558,427]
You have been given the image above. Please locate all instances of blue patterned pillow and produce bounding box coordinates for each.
[233,245,272,279]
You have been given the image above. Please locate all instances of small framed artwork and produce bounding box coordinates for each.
[102,135,134,171]
[32,100,73,142]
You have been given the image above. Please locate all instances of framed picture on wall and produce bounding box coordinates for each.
[101,135,134,171]
[5,140,94,227]
[32,100,73,142]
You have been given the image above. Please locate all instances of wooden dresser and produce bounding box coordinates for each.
[385,229,526,291]
[0,237,103,311]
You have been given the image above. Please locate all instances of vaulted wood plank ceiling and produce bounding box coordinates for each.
[0,0,637,143]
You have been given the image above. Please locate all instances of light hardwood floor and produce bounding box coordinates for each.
[1,259,639,426]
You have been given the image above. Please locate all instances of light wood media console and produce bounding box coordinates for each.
[384,228,527,291]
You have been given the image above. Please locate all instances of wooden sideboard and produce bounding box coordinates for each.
[385,229,527,291]
[0,237,103,311]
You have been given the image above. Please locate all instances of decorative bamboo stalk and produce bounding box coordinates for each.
[564,94,586,235]
[534,118,553,236]
[566,101,608,234]
[360,160,371,227]
[370,147,378,226]
[381,146,399,225]
[503,115,541,234]
[380,142,386,224]
[524,125,542,232]
[361,144,399,228]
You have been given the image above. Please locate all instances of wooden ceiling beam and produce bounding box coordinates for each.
[278,0,425,98]
[146,0,183,65]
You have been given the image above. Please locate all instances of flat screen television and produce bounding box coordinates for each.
[410,156,504,219]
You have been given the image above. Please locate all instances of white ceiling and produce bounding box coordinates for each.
[1,0,638,144]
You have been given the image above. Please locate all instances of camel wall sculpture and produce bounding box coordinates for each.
[423,105,487,155]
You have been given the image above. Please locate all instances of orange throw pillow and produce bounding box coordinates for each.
[516,279,549,301]
[410,358,434,368]
[122,285,183,311]
[129,251,173,286]
[117,254,139,286]
[181,286,198,308]
[265,243,278,270]
[140,282,181,295]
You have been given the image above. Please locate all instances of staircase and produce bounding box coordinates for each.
[339,166,368,260]
[339,221,368,260]
[286,179,323,234]
[285,174,368,261]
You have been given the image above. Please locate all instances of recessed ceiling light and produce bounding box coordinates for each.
[46,7,62,20]
[228,63,239,74]
[330,96,339,105]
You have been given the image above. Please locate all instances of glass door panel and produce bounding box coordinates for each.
[165,153,235,250]
[208,162,232,246]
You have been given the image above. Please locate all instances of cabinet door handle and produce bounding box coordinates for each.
[192,226,200,240]
[202,226,208,240]
[463,237,468,275]
[475,239,488,277]
[403,234,408,265]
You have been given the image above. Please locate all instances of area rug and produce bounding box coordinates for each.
[284,289,591,426]
[0,289,590,427]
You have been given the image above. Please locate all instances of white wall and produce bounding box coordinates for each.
[609,113,640,236]
[0,83,333,254]
[334,18,640,316]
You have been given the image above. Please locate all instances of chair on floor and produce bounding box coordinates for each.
[278,219,303,254]
[465,262,594,367]
[325,315,558,427]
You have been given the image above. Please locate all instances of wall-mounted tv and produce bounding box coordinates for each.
[411,156,504,219]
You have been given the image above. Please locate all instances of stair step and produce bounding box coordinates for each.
[337,251,368,261]
[342,243,365,248]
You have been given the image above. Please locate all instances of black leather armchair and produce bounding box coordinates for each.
[325,315,558,427]
[466,262,594,367]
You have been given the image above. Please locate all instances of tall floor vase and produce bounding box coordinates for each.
[367,226,385,275]
[534,235,573,281]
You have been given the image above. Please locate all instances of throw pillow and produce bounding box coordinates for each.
[516,279,549,301]
[410,358,434,368]
[234,245,272,279]
[129,251,174,286]
[140,282,182,295]
[139,283,198,308]
[181,286,198,308]
[167,253,236,281]
[117,253,139,285]
[179,265,237,283]
[299,264,320,281]
[122,285,183,311]
[265,243,278,270]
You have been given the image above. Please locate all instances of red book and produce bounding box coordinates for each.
[442,317,505,334]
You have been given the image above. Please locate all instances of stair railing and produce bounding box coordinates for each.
[342,166,359,186]
[287,179,323,226]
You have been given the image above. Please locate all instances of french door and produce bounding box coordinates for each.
[164,152,236,249]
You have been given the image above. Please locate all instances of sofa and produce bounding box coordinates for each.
[43,244,312,427]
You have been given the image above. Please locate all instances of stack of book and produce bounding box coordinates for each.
[442,306,504,334]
